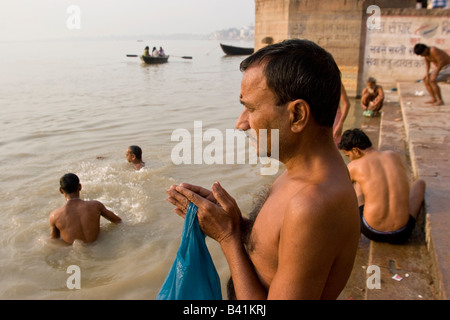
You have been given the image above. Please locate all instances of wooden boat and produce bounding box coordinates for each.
[140,55,169,64]
[220,43,254,56]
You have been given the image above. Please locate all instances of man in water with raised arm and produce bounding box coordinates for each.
[167,39,360,300]
[49,173,122,244]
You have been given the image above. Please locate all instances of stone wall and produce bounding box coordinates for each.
[362,8,450,92]
[286,0,366,97]
[253,0,419,97]
[254,0,290,48]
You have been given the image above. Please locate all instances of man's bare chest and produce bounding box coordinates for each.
[246,195,287,284]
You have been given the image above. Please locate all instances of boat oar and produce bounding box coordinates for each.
[126,54,192,59]
[171,55,193,59]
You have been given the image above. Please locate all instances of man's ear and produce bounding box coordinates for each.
[78,184,82,192]
[287,99,310,133]
[352,147,363,158]
[59,187,64,195]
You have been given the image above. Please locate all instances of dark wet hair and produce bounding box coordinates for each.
[128,145,142,160]
[414,43,428,55]
[60,173,80,194]
[240,39,342,127]
[338,128,373,151]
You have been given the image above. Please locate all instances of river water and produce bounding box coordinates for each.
[0,38,359,299]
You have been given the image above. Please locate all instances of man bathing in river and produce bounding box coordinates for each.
[126,145,145,170]
[167,39,360,300]
[49,173,122,244]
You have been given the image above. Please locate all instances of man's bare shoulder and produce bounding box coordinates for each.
[284,182,350,223]
[83,199,105,208]
[49,205,65,219]
[430,46,446,55]
[380,149,401,161]
[280,183,357,263]
[430,46,450,62]
[347,156,366,177]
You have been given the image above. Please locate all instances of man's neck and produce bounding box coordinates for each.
[282,127,338,175]
[361,147,375,156]
[65,193,81,202]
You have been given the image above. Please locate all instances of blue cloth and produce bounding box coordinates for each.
[157,203,222,300]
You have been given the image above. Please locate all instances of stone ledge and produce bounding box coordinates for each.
[398,81,450,300]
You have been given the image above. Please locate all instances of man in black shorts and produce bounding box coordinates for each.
[339,129,426,244]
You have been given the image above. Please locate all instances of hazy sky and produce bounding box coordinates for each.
[0,0,255,41]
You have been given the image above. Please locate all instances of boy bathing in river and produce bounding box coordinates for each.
[49,173,122,244]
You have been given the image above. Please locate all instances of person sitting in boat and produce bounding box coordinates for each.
[152,47,159,57]
[159,47,166,57]
[143,46,150,57]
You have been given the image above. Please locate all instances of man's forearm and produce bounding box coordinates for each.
[220,236,267,300]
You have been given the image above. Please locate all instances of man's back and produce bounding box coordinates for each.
[50,199,118,244]
[348,149,410,231]
[429,46,450,67]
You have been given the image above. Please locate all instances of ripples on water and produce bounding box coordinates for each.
[0,39,280,299]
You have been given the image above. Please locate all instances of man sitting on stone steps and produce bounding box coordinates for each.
[339,128,426,244]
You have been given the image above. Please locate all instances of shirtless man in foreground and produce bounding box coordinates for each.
[167,39,360,300]
[338,129,426,244]
[49,173,122,244]
[414,43,450,106]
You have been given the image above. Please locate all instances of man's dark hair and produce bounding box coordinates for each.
[414,43,428,55]
[338,128,373,151]
[129,145,142,160]
[240,39,342,127]
[60,173,80,194]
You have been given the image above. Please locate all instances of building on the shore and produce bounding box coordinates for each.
[253,0,450,97]
[208,24,255,41]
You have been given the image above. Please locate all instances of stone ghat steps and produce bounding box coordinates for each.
[365,96,436,300]
[397,82,450,300]
[338,85,443,300]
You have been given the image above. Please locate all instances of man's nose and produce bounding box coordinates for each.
[235,109,250,131]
